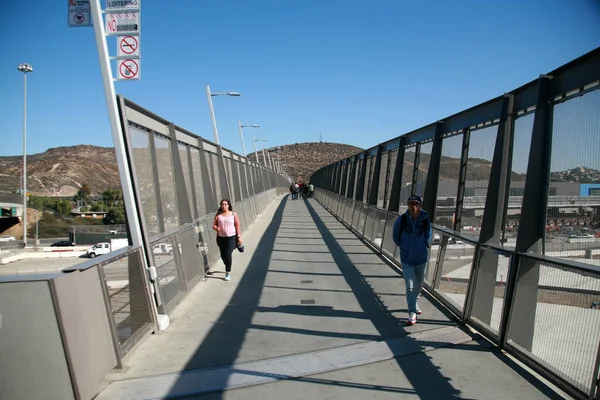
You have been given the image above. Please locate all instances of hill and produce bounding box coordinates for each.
[0,143,534,197]
[248,142,364,183]
[0,145,121,197]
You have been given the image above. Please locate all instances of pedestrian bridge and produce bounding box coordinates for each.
[0,49,599,400]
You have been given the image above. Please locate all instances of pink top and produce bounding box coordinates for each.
[214,212,240,238]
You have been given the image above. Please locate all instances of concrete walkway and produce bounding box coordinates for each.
[96,196,567,400]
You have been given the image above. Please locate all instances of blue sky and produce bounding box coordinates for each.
[1,1,600,173]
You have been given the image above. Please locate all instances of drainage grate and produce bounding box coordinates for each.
[300,280,314,284]
[300,300,316,305]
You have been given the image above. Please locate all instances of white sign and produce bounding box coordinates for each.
[118,59,140,80]
[118,36,140,57]
[106,0,140,11]
[68,0,91,27]
[106,12,139,36]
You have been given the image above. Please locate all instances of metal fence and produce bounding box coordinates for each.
[311,48,600,400]
[58,94,289,371]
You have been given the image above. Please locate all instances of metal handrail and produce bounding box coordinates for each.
[517,251,600,277]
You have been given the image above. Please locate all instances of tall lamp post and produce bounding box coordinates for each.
[253,137,268,167]
[238,121,260,157]
[205,85,240,145]
[18,63,33,247]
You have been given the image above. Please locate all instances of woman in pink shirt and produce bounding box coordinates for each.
[213,199,242,281]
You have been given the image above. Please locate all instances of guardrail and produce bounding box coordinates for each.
[314,189,600,400]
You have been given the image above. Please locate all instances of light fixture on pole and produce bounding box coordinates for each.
[18,63,33,247]
[253,137,268,167]
[238,121,259,157]
[205,85,240,145]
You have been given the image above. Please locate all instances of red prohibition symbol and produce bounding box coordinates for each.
[119,59,139,79]
[120,36,138,55]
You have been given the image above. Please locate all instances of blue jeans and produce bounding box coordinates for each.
[402,262,426,314]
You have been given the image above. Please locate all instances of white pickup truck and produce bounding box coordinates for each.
[86,238,129,258]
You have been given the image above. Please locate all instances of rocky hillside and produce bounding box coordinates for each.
[248,142,364,182]
[0,143,529,197]
[0,145,121,197]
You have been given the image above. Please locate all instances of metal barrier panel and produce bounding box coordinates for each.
[463,126,497,237]
[363,206,378,242]
[175,225,205,289]
[431,234,476,317]
[506,257,600,396]
[154,135,180,231]
[129,126,160,236]
[546,88,600,264]
[371,208,387,250]
[436,134,462,227]
[357,203,368,235]
[351,201,361,231]
[505,113,534,243]
[178,143,194,219]
[382,212,399,259]
[400,148,415,204]
[100,248,155,356]
[190,147,208,218]
[150,235,186,313]
[415,142,432,198]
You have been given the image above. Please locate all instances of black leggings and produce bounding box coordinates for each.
[217,235,237,272]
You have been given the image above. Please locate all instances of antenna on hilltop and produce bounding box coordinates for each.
[319,130,323,143]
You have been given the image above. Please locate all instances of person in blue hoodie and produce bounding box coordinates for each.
[392,194,432,325]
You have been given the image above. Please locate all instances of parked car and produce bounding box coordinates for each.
[51,240,75,247]
[0,235,16,243]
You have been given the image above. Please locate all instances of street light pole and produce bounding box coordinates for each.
[205,85,241,145]
[252,135,260,164]
[238,122,260,157]
[18,63,33,247]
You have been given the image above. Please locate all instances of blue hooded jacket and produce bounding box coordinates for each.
[392,209,432,265]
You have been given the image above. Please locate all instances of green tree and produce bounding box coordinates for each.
[74,183,92,206]
[90,202,105,212]
[56,200,72,216]
[102,188,122,207]
[104,206,126,225]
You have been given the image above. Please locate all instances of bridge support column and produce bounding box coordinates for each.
[470,94,514,327]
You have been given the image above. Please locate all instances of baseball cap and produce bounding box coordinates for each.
[408,195,422,204]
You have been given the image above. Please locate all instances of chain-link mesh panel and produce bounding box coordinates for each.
[415,142,433,198]
[462,126,497,237]
[505,113,534,245]
[507,258,600,394]
[178,143,194,219]
[101,248,154,356]
[151,235,185,312]
[401,148,416,203]
[547,89,600,264]
[154,135,180,232]
[190,147,208,219]
[129,127,160,236]
[437,134,463,227]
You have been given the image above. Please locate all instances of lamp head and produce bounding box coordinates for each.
[227,92,241,96]
[18,63,33,73]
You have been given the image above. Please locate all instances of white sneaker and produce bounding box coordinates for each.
[224,273,231,281]
[406,312,417,326]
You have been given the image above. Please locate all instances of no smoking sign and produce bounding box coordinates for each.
[118,36,140,57]
[118,59,140,80]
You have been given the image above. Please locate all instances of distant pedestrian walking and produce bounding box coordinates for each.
[213,199,242,281]
[392,195,432,326]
